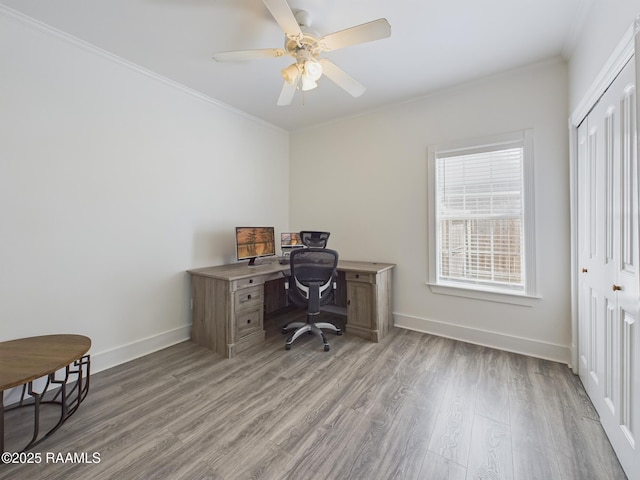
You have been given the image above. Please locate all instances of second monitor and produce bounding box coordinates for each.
[280,232,304,249]
[280,232,304,264]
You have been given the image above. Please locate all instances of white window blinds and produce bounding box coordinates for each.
[435,144,525,292]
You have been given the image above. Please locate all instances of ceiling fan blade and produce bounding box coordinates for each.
[318,59,366,97]
[213,48,285,62]
[277,71,300,106]
[262,0,303,39]
[320,18,391,51]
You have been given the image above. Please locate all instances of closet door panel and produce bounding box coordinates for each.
[577,57,639,479]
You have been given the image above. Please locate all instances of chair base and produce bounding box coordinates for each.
[283,321,342,351]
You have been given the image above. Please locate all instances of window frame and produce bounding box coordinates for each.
[427,130,539,306]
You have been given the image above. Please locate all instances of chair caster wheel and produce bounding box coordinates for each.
[285,344,291,350]
[336,331,343,336]
[324,344,330,352]
[281,328,288,334]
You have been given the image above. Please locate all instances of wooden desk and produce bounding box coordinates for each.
[0,335,91,453]
[188,260,394,358]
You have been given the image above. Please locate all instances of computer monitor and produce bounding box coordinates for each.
[280,232,303,249]
[235,227,276,266]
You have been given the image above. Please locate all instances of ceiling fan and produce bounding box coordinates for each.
[213,0,391,106]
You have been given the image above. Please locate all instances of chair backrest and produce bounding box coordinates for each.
[300,231,330,248]
[289,248,338,312]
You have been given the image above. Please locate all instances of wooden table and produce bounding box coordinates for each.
[0,335,91,453]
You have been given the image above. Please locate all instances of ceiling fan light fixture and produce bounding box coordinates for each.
[303,59,322,81]
[281,63,300,84]
[300,57,322,90]
[300,76,318,91]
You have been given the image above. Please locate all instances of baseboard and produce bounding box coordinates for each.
[2,325,192,407]
[90,324,192,374]
[394,313,571,364]
[3,324,191,406]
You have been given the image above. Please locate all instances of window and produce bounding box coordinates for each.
[427,131,537,303]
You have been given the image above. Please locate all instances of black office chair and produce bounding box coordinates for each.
[283,247,342,351]
[300,231,330,248]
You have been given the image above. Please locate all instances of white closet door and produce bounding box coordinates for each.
[577,57,639,479]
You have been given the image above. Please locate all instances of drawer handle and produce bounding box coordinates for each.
[355,274,360,279]
[247,294,252,300]
[247,319,251,324]
[249,279,253,284]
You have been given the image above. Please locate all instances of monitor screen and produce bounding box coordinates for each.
[235,227,276,265]
[281,232,303,248]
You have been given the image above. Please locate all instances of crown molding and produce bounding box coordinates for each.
[0,4,287,134]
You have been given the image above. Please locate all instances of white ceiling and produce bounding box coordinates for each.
[1,0,593,131]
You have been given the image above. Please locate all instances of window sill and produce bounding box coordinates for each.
[426,282,541,307]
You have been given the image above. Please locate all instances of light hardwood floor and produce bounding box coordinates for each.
[1,310,628,480]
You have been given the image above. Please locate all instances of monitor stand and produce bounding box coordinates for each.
[247,257,275,267]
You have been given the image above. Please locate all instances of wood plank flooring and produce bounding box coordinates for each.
[1,310,628,479]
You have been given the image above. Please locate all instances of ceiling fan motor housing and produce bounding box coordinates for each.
[294,10,311,28]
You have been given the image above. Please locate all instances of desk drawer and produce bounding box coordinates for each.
[235,285,262,310]
[233,277,264,290]
[346,272,375,284]
[236,307,263,338]
[232,271,285,291]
